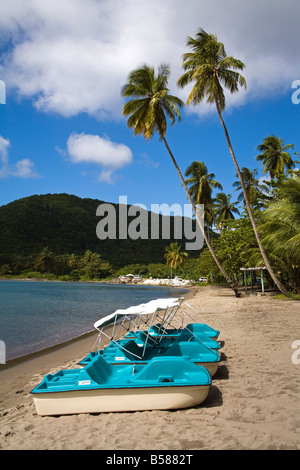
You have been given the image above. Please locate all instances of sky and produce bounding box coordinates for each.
[0,0,299,216]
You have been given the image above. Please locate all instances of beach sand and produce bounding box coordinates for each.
[1,285,300,450]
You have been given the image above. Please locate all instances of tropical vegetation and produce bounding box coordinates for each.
[0,27,299,296]
[0,193,202,280]
[121,62,239,295]
[256,135,295,180]
[184,161,222,229]
[164,242,189,278]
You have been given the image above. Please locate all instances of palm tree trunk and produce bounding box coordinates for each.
[215,101,289,295]
[162,136,240,297]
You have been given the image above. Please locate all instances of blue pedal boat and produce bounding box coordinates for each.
[123,328,220,351]
[148,322,219,340]
[80,337,220,377]
[148,298,220,340]
[31,356,211,416]
[79,298,221,374]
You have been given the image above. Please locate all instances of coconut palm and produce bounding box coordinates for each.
[184,161,222,226]
[164,242,188,278]
[256,135,295,180]
[260,175,300,260]
[177,28,288,295]
[122,63,239,295]
[250,175,300,293]
[67,253,78,270]
[81,250,102,278]
[232,167,268,207]
[34,247,56,274]
[213,192,240,228]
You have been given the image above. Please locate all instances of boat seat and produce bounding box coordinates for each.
[104,340,145,361]
[185,323,219,337]
[160,341,220,362]
[175,331,220,349]
[149,324,179,337]
[84,356,113,384]
[131,356,201,383]
[121,340,144,357]
[134,330,156,346]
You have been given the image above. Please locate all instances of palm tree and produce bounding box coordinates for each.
[164,242,188,278]
[213,192,240,228]
[232,167,268,207]
[177,28,288,295]
[122,63,239,295]
[256,135,295,180]
[252,175,300,293]
[184,161,222,227]
[260,175,300,260]
[81,250,102,278]
[67,253,78,270]
[34,247,56,274]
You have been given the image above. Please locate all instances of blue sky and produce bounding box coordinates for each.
[0,0,299,215]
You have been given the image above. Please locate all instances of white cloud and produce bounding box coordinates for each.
[0,135,39,179]
[66,132,133,183]
[0,136,10,167]
[13,158,38,178]
[137,152,160,169]
[1,0,300,118]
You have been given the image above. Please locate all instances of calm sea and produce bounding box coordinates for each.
[0,280,188,361]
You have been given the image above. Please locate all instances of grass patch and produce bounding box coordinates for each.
[273,293,300,300]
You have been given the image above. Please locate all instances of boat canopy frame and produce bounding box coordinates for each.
[93,298,182,360]
[91,296,218,362]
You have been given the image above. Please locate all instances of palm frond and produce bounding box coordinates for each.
[122,63,182,140]
[178,28,246,112]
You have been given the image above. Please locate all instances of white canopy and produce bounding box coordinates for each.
[93,297,181,331]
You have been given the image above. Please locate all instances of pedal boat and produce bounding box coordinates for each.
[81,338,220,377]
[123,328,220,351]
[31,356,211,416]
[148,322,220,340]
[79,297,220,375]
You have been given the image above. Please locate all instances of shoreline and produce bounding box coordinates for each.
[1,285,299,450]
[0,280,191,366]
[0,329,97,372]
[0,275,193,286]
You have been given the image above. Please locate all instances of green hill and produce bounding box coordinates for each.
[0,193,203,268]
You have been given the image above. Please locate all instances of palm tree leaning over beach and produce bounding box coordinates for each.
[177,28,289,295]
[184,160,222,231]
[256,135,295,180]
[121,63,240,296]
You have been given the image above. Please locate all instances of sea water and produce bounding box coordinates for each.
[0,280,187,361]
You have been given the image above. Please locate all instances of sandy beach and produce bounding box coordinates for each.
[1,285,300,450]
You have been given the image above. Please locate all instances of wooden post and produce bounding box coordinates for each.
[261,270,265,293]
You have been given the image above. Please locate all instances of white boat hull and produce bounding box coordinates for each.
[33,384,210,416]
[195,362,218,377]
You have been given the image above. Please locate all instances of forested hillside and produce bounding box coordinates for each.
[0,193,202,270]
